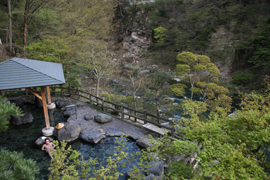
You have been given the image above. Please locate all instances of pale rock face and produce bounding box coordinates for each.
[122,10,152,63]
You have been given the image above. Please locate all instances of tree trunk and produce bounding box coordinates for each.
[155,98,160,117]
[8,0,12,53]
[23,0,29,47]
[96,77,100,97]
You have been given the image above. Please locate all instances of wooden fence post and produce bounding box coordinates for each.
[89,94,92,105]
[77,87,80,100]
[144,110,147,124]
[102,97,105,112]
[121,103,124,120]
[25,89,28,95]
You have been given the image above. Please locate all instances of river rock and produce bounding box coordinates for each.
[11,112,34,125]
[54,122,82,142]
[84,114,93,121]
[55,98,72,108]
[127,133,139,140]
[94,113,112,124]
[80,131,105,144]
[146,161,164,176]
[63,105,76,117]
[136,137,151,149]
[144,174,155,180]
[35,136,54,146]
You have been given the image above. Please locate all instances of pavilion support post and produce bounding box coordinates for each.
[46,86,52,104]
[46,86,56,109]
[41,86,50,129]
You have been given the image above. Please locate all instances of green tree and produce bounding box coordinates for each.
[0,96,23,133]
[154,26,168,47]
[77,41,116,96]
[170,52,232,118]
[153,76,270,179]
[0,97,38,180]
[0,149,39,180]
[144,71,173,117]
[49,136,131,180]
[26,37,82,88]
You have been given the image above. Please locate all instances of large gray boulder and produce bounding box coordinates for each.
[136,137,151,149]
[146,161,164,176]
[94,113,112,124]
[144,174,155,180]
[63,105,76,117]
[54,122,82,142]
[84,114,93,121]
[80,131,105,144]
[11,112,34,125]
[35,136,54,146]
[55,98,72,108]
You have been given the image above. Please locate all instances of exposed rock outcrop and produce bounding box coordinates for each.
[55,98,72,108]
[136,137,151,149]
[35,136,54,146]
[63,105,76,117]
[122,10,152,63]
[54,122,82,142]
[84,114,93,121]
[94,113,112,124]
[146,161,164,176]
[80,131,105,144]
[11,112,34,125]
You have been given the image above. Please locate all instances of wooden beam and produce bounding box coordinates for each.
[46,86,51,104]
[27,88,42,100]
[41,86,50,129]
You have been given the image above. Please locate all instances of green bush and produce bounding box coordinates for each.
[233,71,254,86]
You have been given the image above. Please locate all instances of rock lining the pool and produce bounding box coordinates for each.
[52,97,159,146]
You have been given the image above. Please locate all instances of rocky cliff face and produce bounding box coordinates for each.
[121,10,152,63]
[209,25,235,82]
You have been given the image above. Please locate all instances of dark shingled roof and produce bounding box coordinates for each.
[0,57,65,90]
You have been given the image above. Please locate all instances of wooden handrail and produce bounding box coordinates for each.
[8,86,176,137]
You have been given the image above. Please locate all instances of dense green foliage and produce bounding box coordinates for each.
[0,96,23,133]
[144,71,173,117]
[49,137,135,180]
[170,52,232,118]
[0,149,39,180]
[115,0,270,88]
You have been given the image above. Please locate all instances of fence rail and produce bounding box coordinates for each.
[4,86,176,137]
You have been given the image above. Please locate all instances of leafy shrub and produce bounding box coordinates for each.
[233,71,254,85]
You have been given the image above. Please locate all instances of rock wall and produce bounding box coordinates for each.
[122,10,152,63]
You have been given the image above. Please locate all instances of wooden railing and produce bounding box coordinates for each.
[5,86,176,138]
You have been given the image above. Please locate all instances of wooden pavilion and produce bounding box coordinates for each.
[0,57,65,135]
